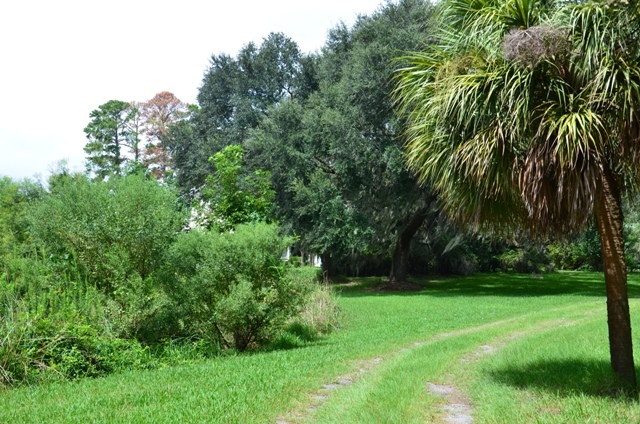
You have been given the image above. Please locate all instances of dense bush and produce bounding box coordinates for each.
[159,223,309,351]
[547,226,602,271]
[497,245,552,274]
[0,295,155,388]
[24,173,185,338]
[28,173,186,292]
[1,172,338,388]
[0,177,43,271]
[0,173,185,388]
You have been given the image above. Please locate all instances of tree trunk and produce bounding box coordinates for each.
[321,253,333,282]
[593,166,637,396]
[389,206,430,283]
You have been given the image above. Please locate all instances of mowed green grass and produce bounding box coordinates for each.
[2,272,640,423]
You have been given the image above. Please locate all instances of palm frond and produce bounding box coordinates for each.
[394,0,640,236]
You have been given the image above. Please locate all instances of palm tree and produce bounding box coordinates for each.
[395,0,640,394]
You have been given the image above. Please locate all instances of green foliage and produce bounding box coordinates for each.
[546,217,640,272]
[623,199,640,272]
[286,255,303,268]
[497,246,553,274]
[83,100,140,179]
[291,170,375,266]
[168,33,316,193]
[160,223,306,351]
[394,0,640,236]
[247,1,436,279]
[170,2,441,280]
[166,110,216,193]
[200,145,275,231]
[1,237,158,388]
[25,173,185,339]
[0,177,43,269]
[547,227,603,272]
[29,173,185,293]
[0,292,155,388]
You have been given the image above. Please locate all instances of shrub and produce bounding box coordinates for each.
[1,242,161,388]
[0,296,154,389]
[497,246,552,273]
[286,255,303,268]
[160,223,308,351]
[28,173,186,297]
[25,173,185,338]
[0,177,44,270]
[547,226,602,271]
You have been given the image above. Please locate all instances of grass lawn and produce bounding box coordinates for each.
[2,272,640,423]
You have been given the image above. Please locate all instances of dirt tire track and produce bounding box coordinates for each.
[276,305,601,423]
[427,313,598,424]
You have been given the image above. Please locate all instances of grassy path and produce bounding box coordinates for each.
[2,272,640,423]
[288,301,605,423]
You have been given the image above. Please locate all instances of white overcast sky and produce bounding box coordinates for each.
[0,0,384,181]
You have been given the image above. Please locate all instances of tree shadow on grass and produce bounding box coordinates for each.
[335,272,640,299]
[487,358,638,399]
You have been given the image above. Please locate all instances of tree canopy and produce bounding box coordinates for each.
[83,100,139,179]
[140,91,189,180]
[247,0,436,280]
[198,145,275,232]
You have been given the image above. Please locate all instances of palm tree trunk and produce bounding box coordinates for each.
[593,166,637,396]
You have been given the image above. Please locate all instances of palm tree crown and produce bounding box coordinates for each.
[396,0,640,235]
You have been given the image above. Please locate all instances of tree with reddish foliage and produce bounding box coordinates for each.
[140,92,188,180]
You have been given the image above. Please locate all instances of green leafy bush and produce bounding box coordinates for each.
[0,177,43,270]
[497,246,552,273]
[546,219,640,272]
[199,145,275,231]
[286,255,303,268]
[28,173,185,294]
[160,223,307,351]
[547,226,602,271]
[26,173,185,338]
[0,297,154,388]
[0,173,191,388]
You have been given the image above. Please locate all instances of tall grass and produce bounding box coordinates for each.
[0,297,34,387]
[297,283,342,334]
[0,251,157,387]
[286,266,341,335]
